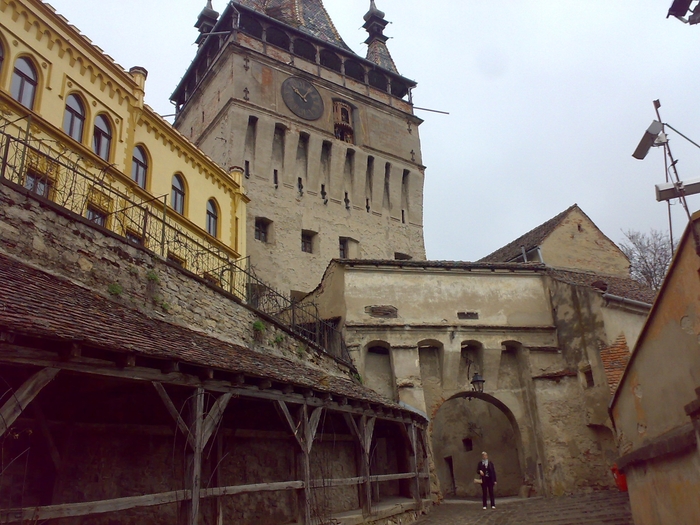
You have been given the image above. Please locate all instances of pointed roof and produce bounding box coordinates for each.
[236,0,353,52]
[363,0,399,74]
[479,204,582,263]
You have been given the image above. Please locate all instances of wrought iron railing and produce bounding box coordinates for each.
[0,121,351,365]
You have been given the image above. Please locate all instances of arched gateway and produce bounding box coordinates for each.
[432,392,524,498]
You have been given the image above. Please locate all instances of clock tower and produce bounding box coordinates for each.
[172,0,426,296]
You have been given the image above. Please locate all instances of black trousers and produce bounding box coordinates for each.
[481,481,495,507]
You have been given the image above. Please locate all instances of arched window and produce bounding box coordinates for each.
[11,57,38,109]
[92,114,112,161]
[63,94,85,142]
[344,60,365,82]
[0,42,4,75]
[131,146,148,189]
[206,199,218,237]
[171,174,186,214]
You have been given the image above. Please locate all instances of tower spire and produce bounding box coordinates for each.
[363,0,398,74]
[195,0,220,46]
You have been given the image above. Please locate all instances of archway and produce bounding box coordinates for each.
[431,392,524,498]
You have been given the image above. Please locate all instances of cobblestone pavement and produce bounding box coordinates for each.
[415,491,633,525]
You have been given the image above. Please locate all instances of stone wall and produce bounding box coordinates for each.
[0,179,351,378]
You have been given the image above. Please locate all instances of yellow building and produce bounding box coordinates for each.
[0,0,248,286]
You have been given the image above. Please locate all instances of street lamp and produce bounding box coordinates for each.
[471,372,485,393]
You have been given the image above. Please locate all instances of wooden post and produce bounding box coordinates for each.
[276,401,323,525]
[190,387,204,525]
[361,416,375,517]
[408,423,421,507]
[215,433,224,525]
[0,367,59,437]
[343,413,375,517]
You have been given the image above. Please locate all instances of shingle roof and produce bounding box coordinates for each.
[547,268,656,304]
[479,204,579,263]
[236,0,353,52]
[600,334,631,395]
[0,253,400,409]
[366,40,398,73]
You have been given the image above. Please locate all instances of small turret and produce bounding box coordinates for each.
[363,0,398,74]
[195,0,219,47]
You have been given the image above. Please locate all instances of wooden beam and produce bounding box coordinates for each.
[116,354,136,368]
[0,489,191,523]
[370,473,416,482]
[202,480,303,498]
[276,400,303,448]
[152,382,196,450]
[59,342,81,361]
[306,406,323,455]
[259,379,272,390]
[201,392,232,448]
[197,368,214,381]
[408,423,421,506]
[161,361,179,374]
[310,476,364,488]
[0,345,424,424]
[0,367,60,437]
[190,387,205,525]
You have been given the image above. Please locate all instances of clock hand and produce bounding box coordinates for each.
[293,87,307,102]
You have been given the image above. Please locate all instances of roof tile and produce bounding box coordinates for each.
[0,254,400,409]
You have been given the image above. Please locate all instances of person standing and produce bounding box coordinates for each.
[477,451,497,509]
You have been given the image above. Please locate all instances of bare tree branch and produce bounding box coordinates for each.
[619,229,674,290]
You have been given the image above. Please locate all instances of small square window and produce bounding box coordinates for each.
[255,218,270,243]
[462,438,473,452]
[86,205,107,227]
[167,251,186,268]
[24,171,52,199]
[302,231,315,253]
[125,230,143,246]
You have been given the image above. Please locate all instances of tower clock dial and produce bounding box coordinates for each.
[281,77,324,121]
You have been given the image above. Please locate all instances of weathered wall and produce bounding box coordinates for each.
[0,180,351,378]
[612,234,700,449]
[431,397,521,497]
[343,268,553,328]
[610,219,700,525]
[174,31,426,295]
[624,450,700,525]
[312,262,651,497]
[541,207,629,277]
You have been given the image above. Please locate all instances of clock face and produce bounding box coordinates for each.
[281,77,324,121]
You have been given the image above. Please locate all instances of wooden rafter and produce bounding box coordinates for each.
[0,367,60,437]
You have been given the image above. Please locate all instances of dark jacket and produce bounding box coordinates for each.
[477,459,497,483]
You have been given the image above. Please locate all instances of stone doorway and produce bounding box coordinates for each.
[431,393,523,498]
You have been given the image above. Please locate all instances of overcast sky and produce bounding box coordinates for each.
[46,0,700,261]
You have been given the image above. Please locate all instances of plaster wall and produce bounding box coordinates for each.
[342,268,553,328]
[0,0,246,259]
[313,263,651,497]
[624,450,700,525]
[533,377,616,495]
[599,305,647,351]
[540,208,629,277]
[431,397,522,497]
[612,236,700,451]
[174,34,426,295]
